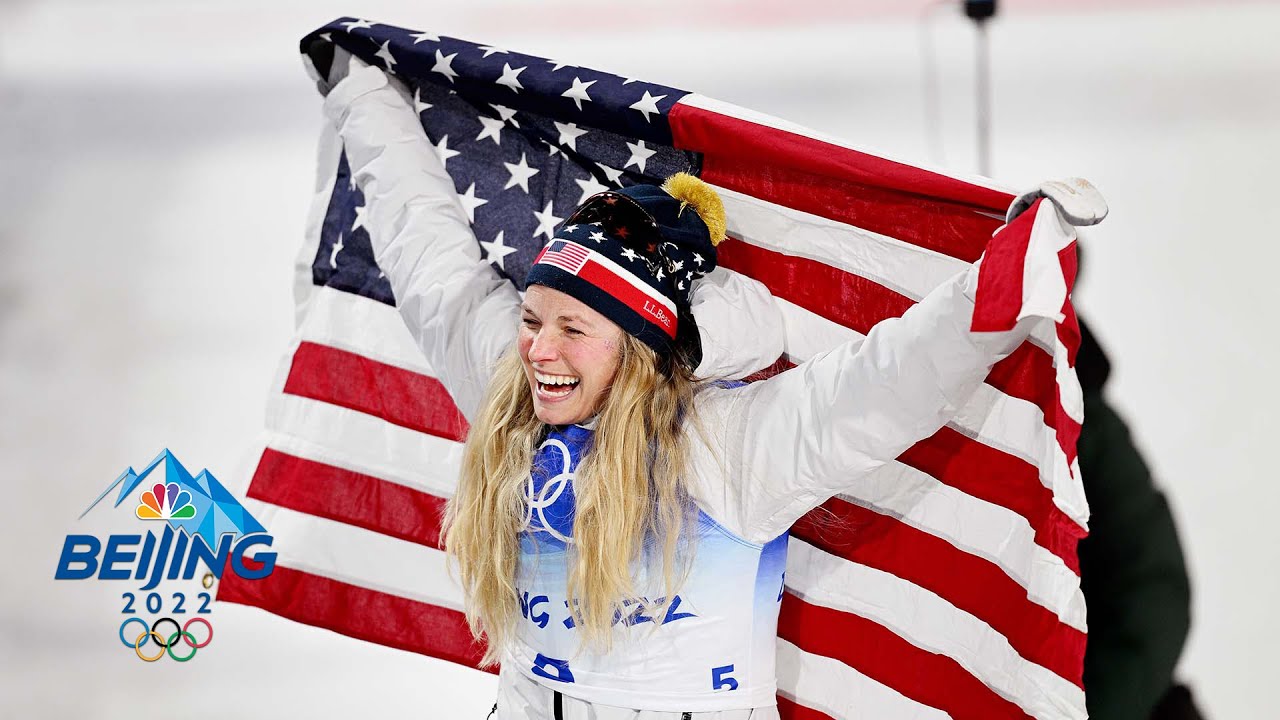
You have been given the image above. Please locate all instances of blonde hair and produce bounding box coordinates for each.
[441,333,701,665]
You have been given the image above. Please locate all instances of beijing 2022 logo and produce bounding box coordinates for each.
[54,449,275,662]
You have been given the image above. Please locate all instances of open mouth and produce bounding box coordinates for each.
[535,371,580,399]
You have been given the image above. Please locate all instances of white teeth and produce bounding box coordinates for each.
[535,371,580,386]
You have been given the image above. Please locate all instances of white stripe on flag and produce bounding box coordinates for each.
[298,286,437,375]
[717,184,971,302]
[786,539,1088,720]
[266,393,463,498]
[775,639,953,720]
[954,383,1087,527]
[845,464,1086,631]
[252,503,465,610]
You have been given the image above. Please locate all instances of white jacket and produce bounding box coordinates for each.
[323,62,1032,719]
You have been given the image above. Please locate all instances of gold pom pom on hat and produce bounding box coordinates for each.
[662,172,727,246]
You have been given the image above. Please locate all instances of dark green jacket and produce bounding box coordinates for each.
[1076,321,1191,720]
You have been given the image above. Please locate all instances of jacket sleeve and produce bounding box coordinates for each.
[322,63,521,422]
[689,265,1032,543]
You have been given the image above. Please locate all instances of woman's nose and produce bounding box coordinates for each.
[528,330,560,363]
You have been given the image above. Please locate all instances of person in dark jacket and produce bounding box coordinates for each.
[1075,319,1204,720]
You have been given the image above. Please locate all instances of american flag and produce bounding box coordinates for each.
[219,17,1089,720]
[534,240,591,274]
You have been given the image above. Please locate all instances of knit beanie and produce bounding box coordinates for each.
[525,173,727,367]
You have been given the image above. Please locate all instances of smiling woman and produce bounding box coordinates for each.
[314,48,1087,720]
[518,287,624,426]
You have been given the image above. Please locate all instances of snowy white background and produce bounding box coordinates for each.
[2,0,1276,717]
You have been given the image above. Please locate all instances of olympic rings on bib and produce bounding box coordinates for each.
[151,617,182,648]
[183,617,213,648]
[134,631,167,662]
[165,631,198,662]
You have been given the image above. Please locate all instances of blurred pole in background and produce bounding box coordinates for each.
[965,0,996,176]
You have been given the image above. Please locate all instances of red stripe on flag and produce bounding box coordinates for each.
[971,199,1037,332]
[247,448,448,550]
[793,501,1086,687]
[283,341,469,441]
[779,593,1034,720]
[900,428,1085,573]
[217,565,491,671]
[669,102,1010,261]
[777,694,837,720]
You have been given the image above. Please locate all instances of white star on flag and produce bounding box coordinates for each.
[629,90,666,123]
[562,77,595,110]
[588,231,607,243]
[564,225,578,233]
[693,252,704,266]
[596,163,623,185]
[655,268,666,280]
[670,259,684,271]
[624,140,657,173]
[432,50,458,83]
[503,153,539,192]
[414,89,433,114]
[533,201,563,240]
[554,121,588,152]
[621,247,640,262]
[374,40,397,70]
[433,135,460,167]
[480,231,518,271]
[341,19,373,31]
[547,59,569,72]
[410,31,439,44]
[496,63,526,93]
[490,104,519,128]
[574,175,610,204]
[351,204,367,232]
[456,183,488,222]
[621,76,639,85]
[476,116,504,145]
[478,45,508,58]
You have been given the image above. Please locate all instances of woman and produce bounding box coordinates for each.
[313,50,1100,720]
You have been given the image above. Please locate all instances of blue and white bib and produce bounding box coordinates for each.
[506,423,788,712]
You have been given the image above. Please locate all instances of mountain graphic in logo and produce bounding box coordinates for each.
[82,449,265,545]
[135,482,197,521]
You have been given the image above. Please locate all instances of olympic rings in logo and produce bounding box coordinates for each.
[118,617,213,661]
[521,438,575,544]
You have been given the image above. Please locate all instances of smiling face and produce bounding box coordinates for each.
[518,285,625,426]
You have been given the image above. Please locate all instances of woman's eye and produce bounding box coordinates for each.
[521,318,539,328]
[566,327,583,336]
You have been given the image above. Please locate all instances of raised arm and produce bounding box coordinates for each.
[321,58,521,421]
[690,265,1032,542]
[689,183,1104,543]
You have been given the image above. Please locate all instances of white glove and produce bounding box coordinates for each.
[1006,178,1108,227]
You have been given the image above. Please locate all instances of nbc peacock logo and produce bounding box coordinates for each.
[135,482,198,521]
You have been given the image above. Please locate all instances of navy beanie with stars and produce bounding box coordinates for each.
[525,173,727,366]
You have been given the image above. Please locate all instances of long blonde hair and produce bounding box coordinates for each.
[441,333,701,665]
